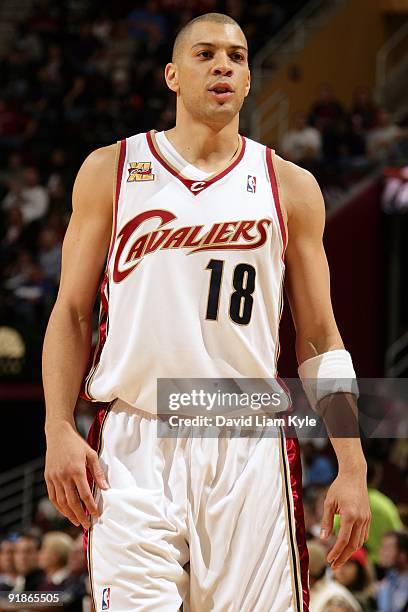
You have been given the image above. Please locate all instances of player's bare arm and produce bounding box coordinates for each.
[43,144,116,530]
[277,156,371,569]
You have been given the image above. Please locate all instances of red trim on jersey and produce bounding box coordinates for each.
[79,139,127,401]
[107,139,127,265]
[285,435,310,611]
[83,402,112,568]
[146,130,246,196]
[265,147,287,260]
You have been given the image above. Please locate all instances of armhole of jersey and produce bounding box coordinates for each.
[106,138,127,268]
[265,147,288,261]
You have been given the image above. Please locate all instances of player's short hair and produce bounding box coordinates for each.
[172,13,244,62]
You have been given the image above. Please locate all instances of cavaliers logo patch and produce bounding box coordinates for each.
[127,162,155,182]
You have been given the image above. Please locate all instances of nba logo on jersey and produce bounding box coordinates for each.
[102,587,110,610]
[247,175,256,193]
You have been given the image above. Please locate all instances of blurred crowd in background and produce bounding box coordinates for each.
[0,528,89,611]
[0,449,406,611]
[280,85,407,207]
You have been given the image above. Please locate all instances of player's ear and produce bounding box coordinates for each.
[165,63,179,94]
[244,69,251,98]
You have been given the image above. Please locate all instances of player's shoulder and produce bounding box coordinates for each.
[272,153,324,221]
[273,154,320,197]
[81,142,118,173]
[72,143,119,214]
[75,142,119,192]
[247,136,321,194]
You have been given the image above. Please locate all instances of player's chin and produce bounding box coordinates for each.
[213,94,245,113]
[209,99,240,117]
[207,106,237,125]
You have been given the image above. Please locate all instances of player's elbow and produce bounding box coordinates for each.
[50,295,94,329]
[295,324,344,363]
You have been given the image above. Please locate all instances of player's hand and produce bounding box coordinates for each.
[44,421,109,529]
[319,469,371,569]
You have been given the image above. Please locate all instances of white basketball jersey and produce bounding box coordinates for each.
[81,130,287,414]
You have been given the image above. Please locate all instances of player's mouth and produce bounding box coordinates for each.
[208,83,234,103]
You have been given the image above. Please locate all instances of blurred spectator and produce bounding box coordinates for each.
[71,22,101,67]
[37,228,62,285]
[302,442,336,487]
[309,84,345,131]
[3,250,54,328]
[281,112,322,165]
[365,474,403,567]
[367,109,404,163]
[0,208,25,259]
[33,498,63,534]
[105,21,137,78]
[2,168,49,225]
[62,535,88,610]
[333,548,377,612]
[309,84,347,171]
[303,489,321,540]
[37,532,74,589]
[239,0,286,54]
[351,87,378,131]
[45,149,74,217]
[128,1,168,45]
[389,439,408,478]
[92,12,113,44]
[3,250,35,292]
[43,211,67,246]
[0,539,17,591]
[15,22,43,62]
[25,0,59,36]
[0,154,25,198]
[308,539,362,611]
[376,531,408,612]
[13,262,53,324]
[0,98,36,152]
[63,77,94,126]
[343,115,368,162]
[13,533,44,591]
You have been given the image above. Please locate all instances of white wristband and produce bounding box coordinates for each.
[297,349,359,411]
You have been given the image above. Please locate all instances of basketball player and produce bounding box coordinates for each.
[43,13,371,611]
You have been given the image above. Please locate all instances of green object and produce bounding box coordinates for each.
[332,487,402,563]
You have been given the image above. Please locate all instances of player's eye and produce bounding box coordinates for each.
[197,50,212,59]
[231,53,245,62]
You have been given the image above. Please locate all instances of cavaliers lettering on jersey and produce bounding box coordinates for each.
[81,130,287,413]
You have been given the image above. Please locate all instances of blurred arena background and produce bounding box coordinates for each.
[0,0,407,610]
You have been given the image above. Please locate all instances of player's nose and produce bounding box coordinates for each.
[211,54,233,77]
[211,64,233,77]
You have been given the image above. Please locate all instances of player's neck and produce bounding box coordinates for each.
[164,115,240,174]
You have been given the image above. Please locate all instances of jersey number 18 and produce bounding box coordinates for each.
[205,259,256,325]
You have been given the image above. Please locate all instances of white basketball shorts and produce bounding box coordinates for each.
[84,398,309,611]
